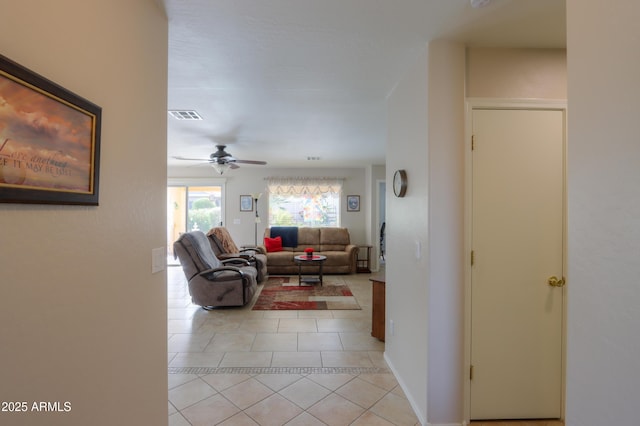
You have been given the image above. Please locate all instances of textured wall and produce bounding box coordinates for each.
[427,40,466,424]
[0,1,168,425]
[566,1,640,424]
[385,46,430,424]
[466,48,567,100]
[385,44,567,425]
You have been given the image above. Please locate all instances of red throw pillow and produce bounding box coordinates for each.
[264,236,283,252]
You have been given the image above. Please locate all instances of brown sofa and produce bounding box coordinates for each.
[259,227,358,275]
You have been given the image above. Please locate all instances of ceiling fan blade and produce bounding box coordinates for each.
[175,145,266,170]
[173,155,210,161]
[235,159,267,165]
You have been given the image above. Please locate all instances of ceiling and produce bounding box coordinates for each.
[164,0,565,171]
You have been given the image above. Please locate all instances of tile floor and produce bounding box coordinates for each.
[167,265,421,425]
[470,422,563,426]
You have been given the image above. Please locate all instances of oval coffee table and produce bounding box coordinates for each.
[293,254,327,286]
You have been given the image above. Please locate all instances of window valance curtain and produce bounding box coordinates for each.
[265,177,344,195]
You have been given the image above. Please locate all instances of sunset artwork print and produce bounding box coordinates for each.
[0,55,101,205]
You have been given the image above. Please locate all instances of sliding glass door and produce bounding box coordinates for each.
[167,185,223,264]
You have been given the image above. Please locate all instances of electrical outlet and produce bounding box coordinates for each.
[389,319,395,336]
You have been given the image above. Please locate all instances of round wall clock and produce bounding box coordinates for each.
[393,169,407,197]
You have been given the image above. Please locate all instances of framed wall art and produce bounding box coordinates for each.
[0,54,102,205]
[346,195,360,212]
[240,195,253,212]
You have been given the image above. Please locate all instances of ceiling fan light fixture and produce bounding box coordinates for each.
[175,144,266,171]
[211,162,230,175]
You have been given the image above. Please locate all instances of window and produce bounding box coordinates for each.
[267,177,343,227]
[167,185,223,263]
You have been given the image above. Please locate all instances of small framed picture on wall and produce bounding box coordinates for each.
[346,195,360,212]
[240,195,253,211]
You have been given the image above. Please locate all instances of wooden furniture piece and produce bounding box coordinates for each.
[356,245,372,273]
[294,254,327,286]
[370,273,386,341]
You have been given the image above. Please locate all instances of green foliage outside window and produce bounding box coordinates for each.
[271,206,295,225]
[192,198,215,209]
[269,193,339,227]
[188,203,221,232]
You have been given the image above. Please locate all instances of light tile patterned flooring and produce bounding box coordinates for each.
[471,422,563,426]
[167,266,421,425]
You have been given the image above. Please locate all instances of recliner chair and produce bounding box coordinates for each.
[207,227,268,283]
[173,231,258,309]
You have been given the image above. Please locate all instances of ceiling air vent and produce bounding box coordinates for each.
[169,110,202,120]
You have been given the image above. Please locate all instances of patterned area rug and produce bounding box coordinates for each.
[252,276,361,310]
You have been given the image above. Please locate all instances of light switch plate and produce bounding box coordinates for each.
[152,247,166,273]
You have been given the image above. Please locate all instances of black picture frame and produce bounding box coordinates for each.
[0,54,101,205]
[347,195,360,212]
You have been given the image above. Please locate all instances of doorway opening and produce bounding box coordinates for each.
[465,100,567,422]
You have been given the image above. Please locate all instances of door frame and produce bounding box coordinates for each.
[463,98,568,424]
[167,177,227,257]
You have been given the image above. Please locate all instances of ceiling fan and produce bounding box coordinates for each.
[173,145,267,174]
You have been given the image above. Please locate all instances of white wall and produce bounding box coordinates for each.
[0,2,168,425]
[426,40,466,424]
[385,45,567,425]
[168,166,369,247]
[385,47,430,424]
[565,1,640,424]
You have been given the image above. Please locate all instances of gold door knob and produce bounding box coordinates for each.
[548,276,566,287]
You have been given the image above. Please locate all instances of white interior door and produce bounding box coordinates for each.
[470,108,565,420]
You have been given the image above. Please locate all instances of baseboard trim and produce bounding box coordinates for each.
[383,353,468,426]
[383,352,427,426]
